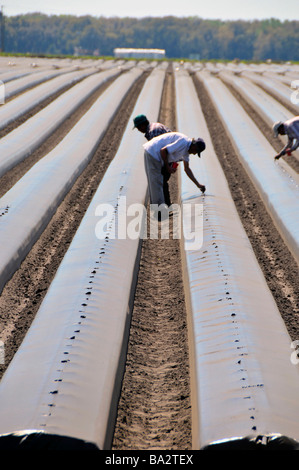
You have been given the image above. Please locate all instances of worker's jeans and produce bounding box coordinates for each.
[144,150,165,206]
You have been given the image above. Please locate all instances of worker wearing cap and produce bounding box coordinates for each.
[272,116,299,160]
[133,114,173,205]
[143,131,206,206]
[133,114,172,141]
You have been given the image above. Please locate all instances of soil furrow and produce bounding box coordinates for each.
[112,67,192,450]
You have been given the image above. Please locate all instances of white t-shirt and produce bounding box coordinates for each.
[143,132,191,164]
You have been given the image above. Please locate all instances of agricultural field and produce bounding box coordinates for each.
[0,55,298,451]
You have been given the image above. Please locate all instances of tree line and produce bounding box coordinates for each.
[2,14,299,61]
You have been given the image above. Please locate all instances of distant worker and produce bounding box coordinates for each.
[143,131,206,209]
[133,114,174,206]
[272,116,299,160]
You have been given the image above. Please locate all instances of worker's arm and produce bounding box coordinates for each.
[183,160,205,193]
[275,137,293,159]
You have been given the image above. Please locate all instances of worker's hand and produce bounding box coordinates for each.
[167,165,176,174]
[274,154,281,160]
[168,162,178,174]
[200,185,206,193]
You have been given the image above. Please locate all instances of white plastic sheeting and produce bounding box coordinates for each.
[219,70,293,125]
[242,70,299,113]
[4,67,74,100]
[0,58,98,83]
[199,71,299,265]
[0,69,32,83]
[175,68,299,449]
[0,59,72,83]
[262,71,299,87]
[0,66,166,450]
[0,67,99,130]
[0,67,143,294]
[0,60,136,132]
[0,67,123,178]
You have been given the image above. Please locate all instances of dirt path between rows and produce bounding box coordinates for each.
[112,68,192,450]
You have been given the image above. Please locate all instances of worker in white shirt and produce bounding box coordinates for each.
[133,114,174,206]
[272,116,299,160]
[143,131,206,206]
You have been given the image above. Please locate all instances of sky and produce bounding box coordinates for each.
[2,0,299,21]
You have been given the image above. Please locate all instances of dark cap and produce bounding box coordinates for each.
[192,138,206,155]
[133,114,148,129]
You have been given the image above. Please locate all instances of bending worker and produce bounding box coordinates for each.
[272,116,299,160]
[133,114,174,206]
[143,131,206,207]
